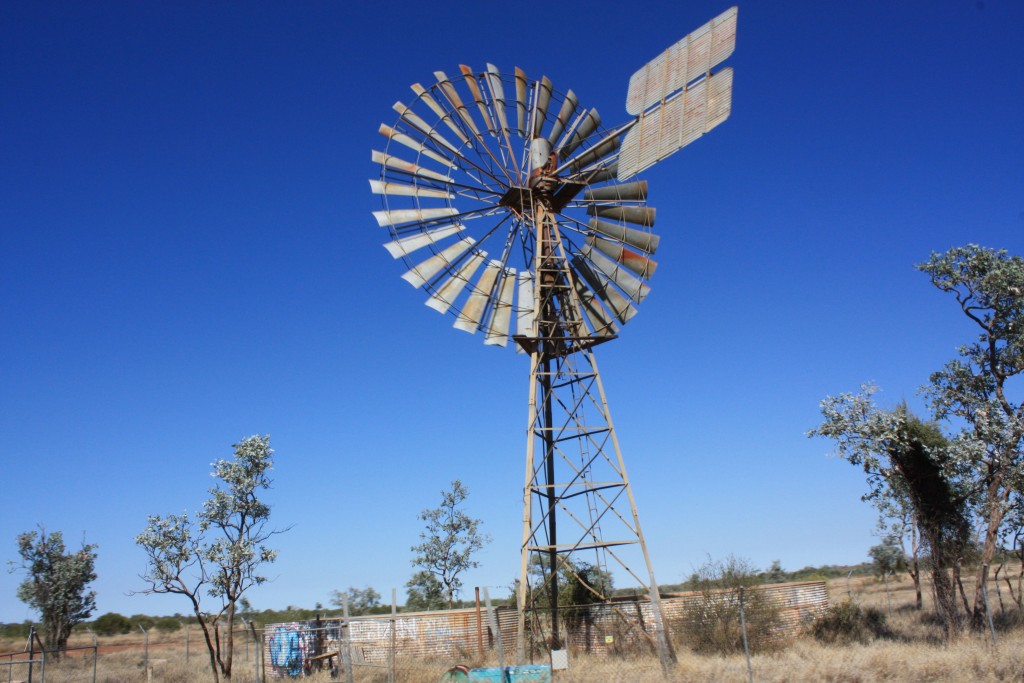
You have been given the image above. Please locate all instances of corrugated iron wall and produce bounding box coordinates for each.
[263,582,829,675]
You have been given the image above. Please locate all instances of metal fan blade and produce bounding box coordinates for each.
[573,277,619,336]
[392,101,462,158]
[588,217,660,254]
[373,207,458,228]
[515,271,535,339]
[425,251,486,313]
[568,135,620,172]
[484,63,511,135]
[618,67,733,180]
[586,205,656,228]
[560,109,601,158]
[460,65,497,137]
[383,224,464,259]
[581,244,651,303]
[401,237,476,288]
[532,76,553,138]
[411,83,470,146]
[547,89,578,146]
[484,267,516,346]
[580,161,618,184]
[434,70,483,140]
[584,181,648,202]
[372,150,452,183]
[586,234,658,278]
[379,124,454,168]
[453,260,502,333]
[514,68,528,137]
[571,256,638,324]
[369,180,453,200]
[625,6,738,115]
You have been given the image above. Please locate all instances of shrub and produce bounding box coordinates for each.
[810,601,889,644]
[93,612,132,636]
[154,617,181,632]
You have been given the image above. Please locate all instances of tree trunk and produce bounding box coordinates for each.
[223,601,235,680]
[971,476,1009,630]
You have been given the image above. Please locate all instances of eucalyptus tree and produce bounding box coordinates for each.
[810,390,971,638]
[917,244,1024,628]
[410,480,490,609]
[136,435,283,682]
[12,529,97,655]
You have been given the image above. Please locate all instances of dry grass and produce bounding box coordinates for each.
[3,574,1023,681]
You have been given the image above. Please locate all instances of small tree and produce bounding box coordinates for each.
[405,571,448,612]
[410,480,490,608]
[330,586,382,615]
[136,435,283,682]
[11,529,97,655]
[868,537,906,578]
[93,612,132,636]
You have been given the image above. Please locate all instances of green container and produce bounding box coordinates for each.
[468,665,551,682]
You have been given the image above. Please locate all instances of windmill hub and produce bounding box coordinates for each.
[497,179,585,217]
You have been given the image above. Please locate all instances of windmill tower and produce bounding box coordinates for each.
[370,7,738,669]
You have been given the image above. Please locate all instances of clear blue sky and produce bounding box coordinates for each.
[1,0,1021,622]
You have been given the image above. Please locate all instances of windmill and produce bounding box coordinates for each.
[370,6,738,669]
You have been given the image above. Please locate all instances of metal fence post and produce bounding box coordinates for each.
[482,588,504,671]
[181,621,189,664]
[389,588,397,683]
[884,571,892,619]
[738,587,753,683]
[342,596,354,683]
[88,627,98,683]
[27,626,34,683]
[248,621,260,683]
[983,582,997,646]
[139,623,149,673]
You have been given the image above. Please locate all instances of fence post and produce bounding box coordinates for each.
[27,626,34,683]
[240,617,250,661]
[738,587,753,683]
[181,621,189,664]
[248,621,260,683]
[982,582,997,646]
[139,623,149,674]
[389,588,397,683]
[846,571,854,601]
[88,626,98,683]
[884,571,892,619]
[342,595,355,683]
[482,588,504,671]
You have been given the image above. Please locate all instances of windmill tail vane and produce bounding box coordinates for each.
[369,5,738,674]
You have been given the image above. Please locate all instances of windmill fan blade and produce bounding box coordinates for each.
[625,5,738,116]
[547,89,578,146]
[584,181,648,202]
[372,150,452,183]
[580,161,619,184]
[411,83,470,145]
[572,277,619,336]
[586,235,658,278]
[532,76,553,138]
[484,63,511,135]
[401,237,476,288]
[454,260,502,333]
[588,217,660,254]
[568,135,620,172]
[434,70,483,139]
[426,250,486,313]
[460,65,497,137]
[484,267,516,346]
[587,205,656,228]
[373,207,458,228]
[571,256,638,324]
[618,67,733,180]
[383,224,464,259]
[379,124,454,168]
[514,68,528,137]
[369,180,453,199]
[515,271,535,338]
[560,109,600,158]
[392,101,462,157]
[581,244,651,303]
